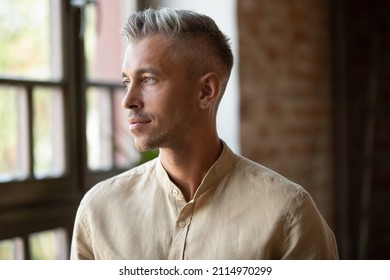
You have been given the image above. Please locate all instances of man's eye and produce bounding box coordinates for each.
[143,77,156,84]
[122,80,130,87]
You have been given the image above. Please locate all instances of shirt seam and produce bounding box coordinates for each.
[78,199,94,258]
[280,190,308,257]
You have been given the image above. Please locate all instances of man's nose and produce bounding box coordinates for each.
[122,84,142,110]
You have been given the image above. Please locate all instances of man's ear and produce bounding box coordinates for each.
[198,73,220,109]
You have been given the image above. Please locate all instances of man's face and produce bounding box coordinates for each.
[121,35,200,151]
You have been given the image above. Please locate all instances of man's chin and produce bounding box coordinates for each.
[134,139,158,153]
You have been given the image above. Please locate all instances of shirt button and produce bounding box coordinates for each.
[172,190,178,196]
[179,221,186,228]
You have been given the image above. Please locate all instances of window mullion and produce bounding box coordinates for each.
[26,86,34,180]
[21,235,30,260]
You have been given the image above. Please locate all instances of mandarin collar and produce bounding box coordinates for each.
[155,140,236,200]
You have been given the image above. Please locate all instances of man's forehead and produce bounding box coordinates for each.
[122,36,179,73]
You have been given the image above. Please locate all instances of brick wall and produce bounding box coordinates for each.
[238,0,335,225]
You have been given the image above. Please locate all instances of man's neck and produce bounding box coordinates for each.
[159,137,222,202]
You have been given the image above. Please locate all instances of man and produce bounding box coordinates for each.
[71,8,338,260]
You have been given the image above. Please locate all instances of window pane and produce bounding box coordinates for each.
[114,90,140,168]
[29,228,67,260]
[0,0,62,80]
[84,0,127,83]
[87,87,113,170]
[0,86,28,181]
[0,238,24,260]
[33,87,65,178]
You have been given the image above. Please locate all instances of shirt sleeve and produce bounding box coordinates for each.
[280,191,339,259]
[70,199,95,260]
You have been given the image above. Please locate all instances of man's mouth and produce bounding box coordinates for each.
[128,118,151,131]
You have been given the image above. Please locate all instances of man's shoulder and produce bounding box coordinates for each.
[100,158,157,185]
[231,153,305,194]
[81,158,158,204]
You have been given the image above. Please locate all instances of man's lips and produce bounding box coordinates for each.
[128,118,151,130]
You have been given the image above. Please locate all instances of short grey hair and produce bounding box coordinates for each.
[122,8,234,87]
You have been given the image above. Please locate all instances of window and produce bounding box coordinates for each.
[0,85,28,181]
[82,0,142,188]
[0,0,63,181]
[0,0,140,259]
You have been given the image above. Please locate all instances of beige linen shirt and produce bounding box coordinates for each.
[71,142,338,260]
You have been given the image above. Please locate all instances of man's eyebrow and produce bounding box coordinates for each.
[122,67,160,78]
[136,67,160,75]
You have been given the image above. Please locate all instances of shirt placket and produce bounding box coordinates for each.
[168,188,195,260]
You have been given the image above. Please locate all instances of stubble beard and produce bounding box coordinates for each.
[132,133,160,152]
[132,119,192,153]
